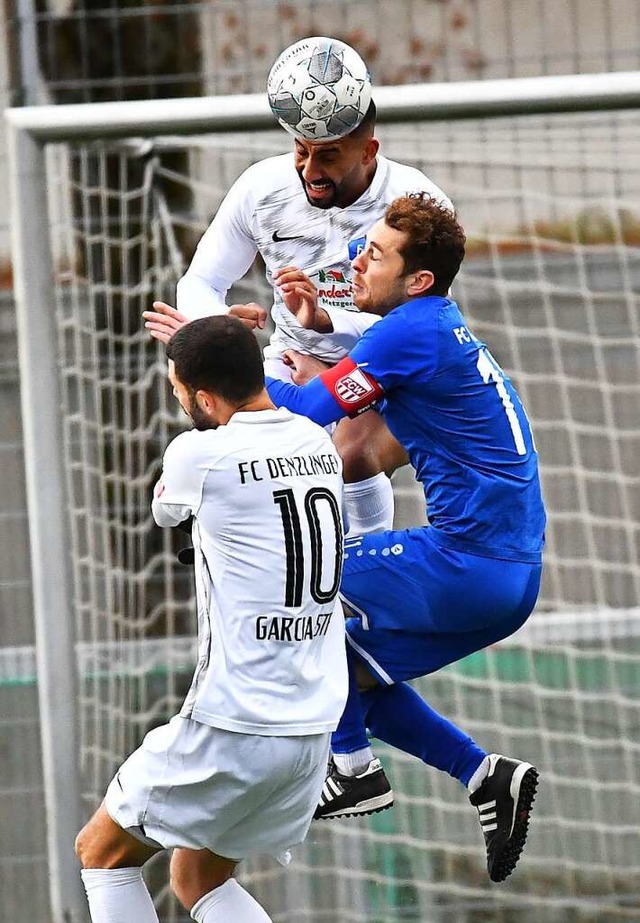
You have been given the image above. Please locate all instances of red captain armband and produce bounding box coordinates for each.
[319,357,385,417]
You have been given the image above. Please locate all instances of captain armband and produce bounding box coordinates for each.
[319,357,384,417]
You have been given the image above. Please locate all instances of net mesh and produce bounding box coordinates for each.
[38,110,640,920]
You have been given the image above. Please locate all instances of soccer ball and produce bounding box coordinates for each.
[267,37,372,141]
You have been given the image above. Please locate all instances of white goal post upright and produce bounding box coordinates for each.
[7,125,86,923]
[6,71,640,923]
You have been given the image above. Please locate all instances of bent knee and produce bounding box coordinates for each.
[75,823,103,869]
[75,823,120,870]
[169,860,189,908]
[170,849,236,911]
[75,804,158,869]
[74,826,86,863]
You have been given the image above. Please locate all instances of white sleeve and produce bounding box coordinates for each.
[401,164,454,214]
[176,271,228,319]
[321,307,381,351]
[152,432,207,528]
[176,169,260,320]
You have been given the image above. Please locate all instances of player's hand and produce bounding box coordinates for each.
[143,301,190,344]
[228,303,267,330]
[274,267,332,333]
[283,349,330,385]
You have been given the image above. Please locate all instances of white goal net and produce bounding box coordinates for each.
[7,81,640,921]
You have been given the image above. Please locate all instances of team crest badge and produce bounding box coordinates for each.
[335,367,377,403]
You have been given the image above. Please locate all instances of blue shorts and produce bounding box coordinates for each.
[340,528,542,684]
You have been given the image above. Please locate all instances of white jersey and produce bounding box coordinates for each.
[177,153,452,363]
[152,408,348,736]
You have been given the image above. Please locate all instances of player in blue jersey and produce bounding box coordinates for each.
[266,193,546,883]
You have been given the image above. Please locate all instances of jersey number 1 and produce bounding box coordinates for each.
[476,348,527,455]
[273,487,343,608]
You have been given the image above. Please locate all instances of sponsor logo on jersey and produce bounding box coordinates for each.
[312,267,354,310]
[272,230,302,242]
[318,269,347,284]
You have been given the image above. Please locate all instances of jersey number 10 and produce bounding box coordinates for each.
[273,487,343,608]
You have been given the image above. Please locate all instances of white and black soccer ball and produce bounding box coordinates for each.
[267,37,372,141]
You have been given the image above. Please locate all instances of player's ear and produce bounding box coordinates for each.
[406,269,435,297]
[362,136,379,164]
[195,389,215,415]
[197,389,230,425]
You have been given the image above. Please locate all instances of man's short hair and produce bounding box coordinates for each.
[349,99,376,140]
[385,193,466,295]
[166,315,264,404]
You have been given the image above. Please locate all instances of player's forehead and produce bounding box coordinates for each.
[294,134,352,155]
[366,218,404,253]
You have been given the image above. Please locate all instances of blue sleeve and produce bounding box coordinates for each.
[266,376,347,427]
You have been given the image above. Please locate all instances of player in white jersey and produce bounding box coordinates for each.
[173,109,450,367]
[144,93,453,537]
[75,315,348,923]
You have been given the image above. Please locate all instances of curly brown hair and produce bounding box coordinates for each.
[385,193,466,295]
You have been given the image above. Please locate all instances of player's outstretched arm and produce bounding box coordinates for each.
[143,301,190,344]
[266,373,343,428]
[274,266,333,333]
[267,353,384,428]
[145,299,268,341]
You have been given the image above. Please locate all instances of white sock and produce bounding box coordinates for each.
[344,473,395,536]
[467,755,491,793]
[81,867,159,923]
[333,746,374,777]
[191,879,272,922]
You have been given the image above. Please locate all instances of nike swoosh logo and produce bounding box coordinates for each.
[272,230,303,242]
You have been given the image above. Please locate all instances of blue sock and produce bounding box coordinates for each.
[361,682,487,787]
[331,651,370,755]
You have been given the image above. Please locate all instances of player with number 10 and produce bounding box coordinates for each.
[76,316,348,923]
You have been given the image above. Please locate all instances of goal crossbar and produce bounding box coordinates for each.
[6,70,640,141]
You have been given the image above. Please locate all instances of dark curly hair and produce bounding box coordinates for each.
[166,315,264,404]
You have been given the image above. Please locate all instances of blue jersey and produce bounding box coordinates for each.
[267,296,546,563]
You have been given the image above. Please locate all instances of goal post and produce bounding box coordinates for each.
[6,71,640,923]
[6,125,86,923]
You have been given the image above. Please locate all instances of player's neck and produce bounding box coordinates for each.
[228,391,276,421]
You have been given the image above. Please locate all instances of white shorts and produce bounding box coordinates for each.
[104,715,330,861]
